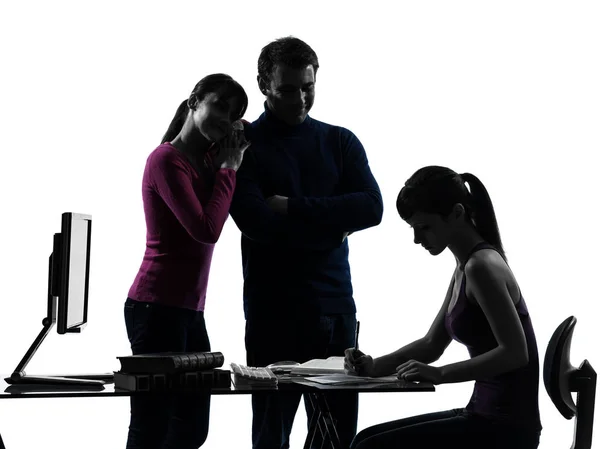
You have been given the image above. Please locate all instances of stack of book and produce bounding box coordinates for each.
[114,351,231,392]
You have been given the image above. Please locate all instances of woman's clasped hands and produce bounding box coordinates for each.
[213,120,251,171]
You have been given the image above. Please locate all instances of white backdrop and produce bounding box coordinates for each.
[0,1,598,448]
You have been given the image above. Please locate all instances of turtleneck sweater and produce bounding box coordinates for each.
[230,103,383,319]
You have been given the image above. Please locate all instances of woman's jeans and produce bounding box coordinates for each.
[124,298,211,449]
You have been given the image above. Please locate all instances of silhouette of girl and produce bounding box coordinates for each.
[345,166,542,449]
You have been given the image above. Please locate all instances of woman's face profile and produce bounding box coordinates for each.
[406,211,451,256]
[192,92,243,142]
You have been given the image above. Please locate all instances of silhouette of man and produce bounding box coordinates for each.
[230,36,384,449]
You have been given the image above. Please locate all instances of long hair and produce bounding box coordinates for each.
[396,166,506,258]
[161,73,249,144]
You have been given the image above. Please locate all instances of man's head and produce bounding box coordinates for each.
[257,37,319,125]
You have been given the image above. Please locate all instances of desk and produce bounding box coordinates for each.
[0,376,434,449]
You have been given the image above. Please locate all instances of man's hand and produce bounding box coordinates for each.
[266,195,288,215]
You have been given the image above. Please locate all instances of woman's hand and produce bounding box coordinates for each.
[344,348,376,377]
[214,120,251,171]
[395,360,442,384]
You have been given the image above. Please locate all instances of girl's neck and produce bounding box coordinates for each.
[170,119,212,156]
[447,225,486,270]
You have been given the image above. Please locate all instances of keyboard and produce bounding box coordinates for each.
[54,373,115,383]
[230,363,278,388]
[4,375,105,388]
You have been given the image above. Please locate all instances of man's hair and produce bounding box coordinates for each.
[258,36,319,83]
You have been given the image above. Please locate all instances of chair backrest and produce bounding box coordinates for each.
[543,315,596,449]
[543,315,578,419]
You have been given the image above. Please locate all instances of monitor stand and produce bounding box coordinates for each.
[4,245,105,388]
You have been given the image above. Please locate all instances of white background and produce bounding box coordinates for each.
[0,1,598,448]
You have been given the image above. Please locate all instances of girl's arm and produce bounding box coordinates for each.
[373,275,455,376]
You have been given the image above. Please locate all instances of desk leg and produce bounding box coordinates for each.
[303,392,343,449]
[304,393,328,449]
[315,393,342,449]
[304,401,320,449]
[0,432,5,449]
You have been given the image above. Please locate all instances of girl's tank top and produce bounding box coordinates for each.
[445,242,542,431]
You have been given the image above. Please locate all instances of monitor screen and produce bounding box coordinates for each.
[57,212,92,334]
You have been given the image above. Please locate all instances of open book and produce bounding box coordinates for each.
[289,356,346,376]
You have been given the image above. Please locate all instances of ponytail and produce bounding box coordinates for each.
[161,99,189,144]
[460,172,506,259]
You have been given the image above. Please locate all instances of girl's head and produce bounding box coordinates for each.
[396,166,505,258]
[162,74,249,144]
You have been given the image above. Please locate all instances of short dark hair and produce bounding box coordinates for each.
[257,36,319,83]
[161,73,248,144]
[396,165,506,258]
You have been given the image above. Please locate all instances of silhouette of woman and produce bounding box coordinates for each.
[345,166,542,449]
[124,74,250,449]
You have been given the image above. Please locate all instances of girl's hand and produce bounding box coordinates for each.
[344,348,376,377]
[395,360,442,384]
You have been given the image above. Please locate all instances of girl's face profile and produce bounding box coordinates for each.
[406,211,452,256]
[192,92,243,142]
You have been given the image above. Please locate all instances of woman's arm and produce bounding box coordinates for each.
[372,275,455,377]
[439,252,529,384]
[149,147,236,244]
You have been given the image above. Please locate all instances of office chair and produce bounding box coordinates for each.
[543,315,596,449]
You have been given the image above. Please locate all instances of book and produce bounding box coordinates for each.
[114,368,231,392]
[289,356,346,376]
[117,351,224,374]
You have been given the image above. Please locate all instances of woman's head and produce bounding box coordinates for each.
[162,73,249,144]
[396,166,505,257]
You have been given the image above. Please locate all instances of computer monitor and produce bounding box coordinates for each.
[4,212,109,388]
[57,212,92,334]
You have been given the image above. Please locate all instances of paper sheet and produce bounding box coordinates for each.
[303,374,401,385]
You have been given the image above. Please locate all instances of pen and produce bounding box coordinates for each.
[354,320,360,351]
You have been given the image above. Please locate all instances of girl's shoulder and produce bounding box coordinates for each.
[463,248,511,280]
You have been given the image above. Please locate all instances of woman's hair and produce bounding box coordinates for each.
[161,73,249,144]
[257,36,319,84]
[396,165,506,258]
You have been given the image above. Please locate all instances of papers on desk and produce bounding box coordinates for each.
[302,374,400,386]
[285,357,405,386]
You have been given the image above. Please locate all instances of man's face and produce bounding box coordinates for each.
[260,63,315,125]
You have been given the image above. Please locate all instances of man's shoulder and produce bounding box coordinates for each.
[309,116,355,136]
[241,116,263,140]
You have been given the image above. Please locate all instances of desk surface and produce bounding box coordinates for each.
[0,376,434,399]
